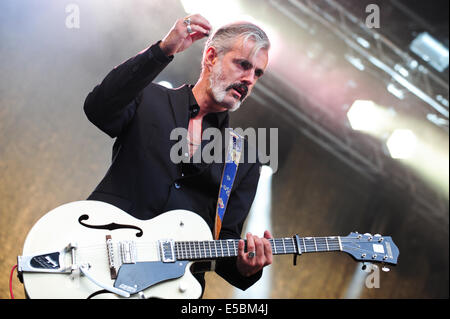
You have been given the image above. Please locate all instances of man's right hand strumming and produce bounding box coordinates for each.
[159,14,212,57]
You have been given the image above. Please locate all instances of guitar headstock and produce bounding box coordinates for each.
[341,232,399,265]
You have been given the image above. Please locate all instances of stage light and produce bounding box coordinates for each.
[410,32,449,72]
[356,36,370,49]
[394,64,409,77]
[347,100,385,133]
[387,82,405,100]
[426,113,448,127]
[345,54,365,71]
[436,95,449,107]
[386,129,417,159]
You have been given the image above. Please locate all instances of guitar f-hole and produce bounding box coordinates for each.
[78,214,144,237]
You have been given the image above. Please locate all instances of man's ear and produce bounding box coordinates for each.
[204,47,218,70]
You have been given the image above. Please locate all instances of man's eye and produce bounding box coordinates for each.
[240,61,251,69]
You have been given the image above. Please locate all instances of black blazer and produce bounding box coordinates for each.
[83,42,262,291]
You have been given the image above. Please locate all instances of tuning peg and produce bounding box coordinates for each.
[364,233,372,237]
[374,234,382,237]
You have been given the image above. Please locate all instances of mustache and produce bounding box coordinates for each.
[226,83,248,101]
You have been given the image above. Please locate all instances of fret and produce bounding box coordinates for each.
[200,241,203,258]
[203,241,207,258]
[177,241,181,259]
[304,237,313,252]
[215,241,220,257]
[220,241,225,257]
[174,236,345,261]
[194,242,198,259]
[289,238,296,254]
[208,241,212,259]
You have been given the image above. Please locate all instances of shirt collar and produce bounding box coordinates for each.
[187,85,229,128]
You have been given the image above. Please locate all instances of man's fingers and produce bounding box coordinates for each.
[190,31,208,42]
[263,238,273,265]
[238,239,245,259]
[188,14,212,32]
[246,232,255,257]
[254,236,264,259]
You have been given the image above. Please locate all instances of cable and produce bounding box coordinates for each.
[9,265,18,299]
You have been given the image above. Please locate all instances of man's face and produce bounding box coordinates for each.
[208,38,268,112]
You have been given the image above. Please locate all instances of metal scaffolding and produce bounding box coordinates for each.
[257,0,449,228]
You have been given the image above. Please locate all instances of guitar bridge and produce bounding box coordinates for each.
[158,239,176,263]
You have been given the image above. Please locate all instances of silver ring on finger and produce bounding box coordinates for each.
[248,251,256,259]
[183,17,193,34]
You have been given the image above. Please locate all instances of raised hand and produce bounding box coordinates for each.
[159,14,212,56]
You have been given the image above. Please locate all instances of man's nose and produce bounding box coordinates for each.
[241,70,256,87]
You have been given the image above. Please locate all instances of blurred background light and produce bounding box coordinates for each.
[386,129,417,159]
[410,32,449,72]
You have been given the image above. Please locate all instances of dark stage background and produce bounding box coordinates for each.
[1,0,448,299]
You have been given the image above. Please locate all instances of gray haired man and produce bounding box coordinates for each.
[84,14,273,295]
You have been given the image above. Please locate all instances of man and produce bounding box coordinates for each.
[84,14,272,295]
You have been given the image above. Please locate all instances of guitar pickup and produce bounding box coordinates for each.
[159,239,176,263]
[119,241,137,264]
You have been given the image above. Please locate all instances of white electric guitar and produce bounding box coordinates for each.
[18,201,399,299]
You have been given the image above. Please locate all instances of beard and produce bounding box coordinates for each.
[209,60,248,112]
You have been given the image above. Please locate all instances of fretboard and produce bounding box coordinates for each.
[174,237,342,260]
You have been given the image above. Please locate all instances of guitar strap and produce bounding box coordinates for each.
[214,128,243,240]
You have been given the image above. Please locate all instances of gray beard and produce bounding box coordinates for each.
[209,61,242,112]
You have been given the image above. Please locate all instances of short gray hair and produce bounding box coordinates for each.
[202,22,270,69]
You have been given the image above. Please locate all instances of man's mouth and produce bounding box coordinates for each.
[227,84,248,101]
[232,88,241,99]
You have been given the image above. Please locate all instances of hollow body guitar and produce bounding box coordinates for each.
[18,201,399,299]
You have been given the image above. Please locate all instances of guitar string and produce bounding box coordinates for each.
[62,237,386,261]
[70,237,379,252]
[74,245,382,265]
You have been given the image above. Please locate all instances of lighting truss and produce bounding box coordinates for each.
[263,0,449,229]
[269,0,449,129]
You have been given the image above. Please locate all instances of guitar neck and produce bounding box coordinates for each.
[174,236,342,261]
